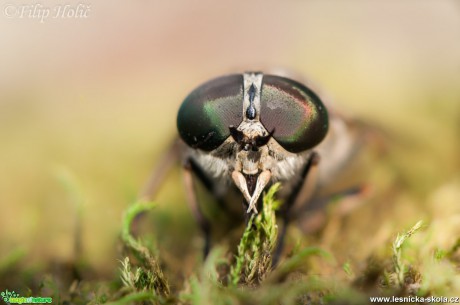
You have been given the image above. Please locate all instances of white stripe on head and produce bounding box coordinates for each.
[242,72,263,122]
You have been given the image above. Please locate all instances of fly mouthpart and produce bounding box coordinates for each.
[231,170,272,214]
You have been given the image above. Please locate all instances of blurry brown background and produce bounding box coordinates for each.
[1,0,459,277]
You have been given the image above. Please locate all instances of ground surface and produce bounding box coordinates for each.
[1,2,460,304]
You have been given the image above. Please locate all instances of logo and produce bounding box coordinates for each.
[1,290,52,304]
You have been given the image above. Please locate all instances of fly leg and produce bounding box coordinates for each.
[140,139,182,201]
[183,157,221,258]
[296,184,371,235]
[273,152,320,266]
[133,139,181,237]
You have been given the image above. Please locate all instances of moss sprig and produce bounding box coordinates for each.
[229,183,282,286]
[120,201,170,297]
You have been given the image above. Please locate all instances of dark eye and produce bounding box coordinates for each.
[177,75,244,151]
[260,75,328,153]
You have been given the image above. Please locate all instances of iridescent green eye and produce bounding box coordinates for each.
[260,75,328,153]
[177,75,244,151]
[178,74,328,153]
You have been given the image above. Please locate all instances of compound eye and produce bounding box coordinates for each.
[177,75,244,151]
[260,75,328,153]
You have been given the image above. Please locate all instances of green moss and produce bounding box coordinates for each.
[229,183,282,286]
[120,201,170,297]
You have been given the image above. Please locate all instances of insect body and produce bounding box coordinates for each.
[176,72,336,256]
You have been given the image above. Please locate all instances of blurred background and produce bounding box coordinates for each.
[0,0,459,285]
